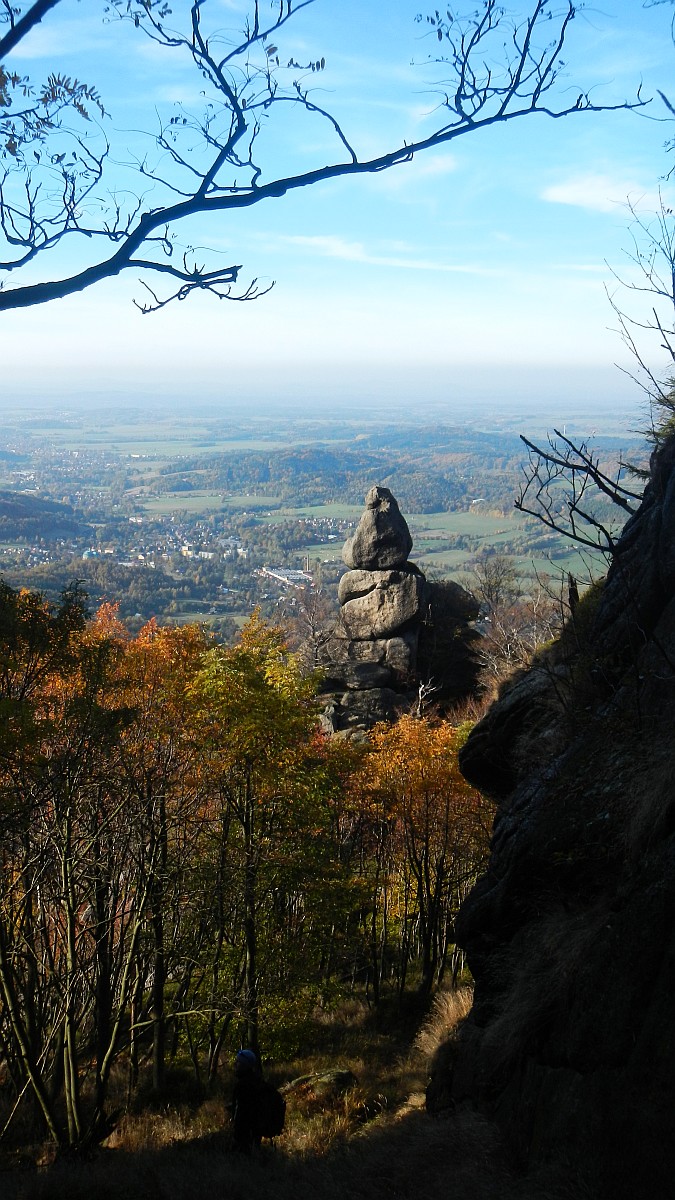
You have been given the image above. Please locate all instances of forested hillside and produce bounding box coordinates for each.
[0,583,491,1157]
[0,407,640,631]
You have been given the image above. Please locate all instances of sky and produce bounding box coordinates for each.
[2,0,675,425]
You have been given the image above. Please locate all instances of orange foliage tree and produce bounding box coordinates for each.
[350,715,493,1001]
[0,583,492,1151]
[190,611,354,1058]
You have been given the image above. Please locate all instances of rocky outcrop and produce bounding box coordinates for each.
[438,435,675,1199]
[320,488,423,733]
[417,579,481,707]
[342,485,413,570]
[320,486,479,733]
[338,568,425,639]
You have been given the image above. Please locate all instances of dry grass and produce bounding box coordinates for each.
[0,991,594,1200]
[412,985,474,1065]
[2,1107,514,1200]
[444,691,497,729]
[104,1096,228,1154]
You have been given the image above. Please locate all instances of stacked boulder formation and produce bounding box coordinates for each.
[321,486,423,733]
[320,486,479,734]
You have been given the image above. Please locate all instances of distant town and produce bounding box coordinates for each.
[0,404,643,635]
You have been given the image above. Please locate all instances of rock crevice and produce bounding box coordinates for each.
[440,434,675,1199]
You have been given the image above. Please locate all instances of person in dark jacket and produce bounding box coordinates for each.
[231,1048,263,1152]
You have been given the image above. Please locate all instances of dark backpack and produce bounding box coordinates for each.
[253,1080,286,1139]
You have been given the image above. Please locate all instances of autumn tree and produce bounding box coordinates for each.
[0,591,136,1148]
[108,618,210,1095]
[190,611,345,1056]
[0,1,644,313]
[0,589,219,1146]
[350,715,493,1001]
[0,590,368,1143]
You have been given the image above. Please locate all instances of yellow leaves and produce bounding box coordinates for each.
[349,713,492,850]
[87,602,128,644]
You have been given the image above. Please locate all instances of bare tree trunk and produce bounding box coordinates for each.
[149,784,168,1095]
[128,961,142,1096]
[243,769,259,1057]
[62,808,83,1146]
[0,922,63,1145]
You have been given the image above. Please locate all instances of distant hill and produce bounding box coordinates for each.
[160,446,465,512]
[0,491,87,540]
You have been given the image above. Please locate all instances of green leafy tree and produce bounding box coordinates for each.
[191,612,339,1054]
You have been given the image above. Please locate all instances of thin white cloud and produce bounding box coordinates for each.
[362,150,459,195]
[541,173,662,214]
[405,153,458,180]
[278,233,496,274]
[550,263,609,273]
[8,19,108,59]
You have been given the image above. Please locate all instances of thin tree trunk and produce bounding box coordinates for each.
[243,769,259,1056]
[0,922,63,1145]
[149,782,167,1095]
[62,808,83,1146]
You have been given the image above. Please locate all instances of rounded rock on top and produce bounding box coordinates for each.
[342,485,413,571]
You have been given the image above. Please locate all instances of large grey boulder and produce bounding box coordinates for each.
[340,570,424,639]
[383,630,419,676]
[336,687,403,728]
[342,631,417,674]
[344,637,386,664]
[426,578,480,624]
[338,661,395,689]
[342,486,413,570]
[338,569,378,607]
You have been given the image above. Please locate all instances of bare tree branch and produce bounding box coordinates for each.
[0,0,62,60]
[605,191,675,428]
[515,429,641,553]
[0,0,649,313]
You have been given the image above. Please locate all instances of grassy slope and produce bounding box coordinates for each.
[0,992,589,1200]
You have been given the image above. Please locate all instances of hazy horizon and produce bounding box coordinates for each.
[1,362,649,439]
[2,1,673,432]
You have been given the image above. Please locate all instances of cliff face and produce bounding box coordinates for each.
[443,436,675,1198]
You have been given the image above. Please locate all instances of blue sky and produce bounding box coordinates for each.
[2,0,675,423]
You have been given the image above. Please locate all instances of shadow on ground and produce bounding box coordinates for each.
[0,1099,591,1200]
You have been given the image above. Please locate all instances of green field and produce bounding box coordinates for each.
[257,502,363,522]
[221,494,284,510]
[141,491,230,515]
[297,504,607,587]
[3,403,632,597]
[20,417,296,457]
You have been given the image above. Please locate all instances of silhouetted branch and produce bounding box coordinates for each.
[0,0,649,313]
[0,0,61,60]
[605,192,675,421]
[515,429,641,553]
